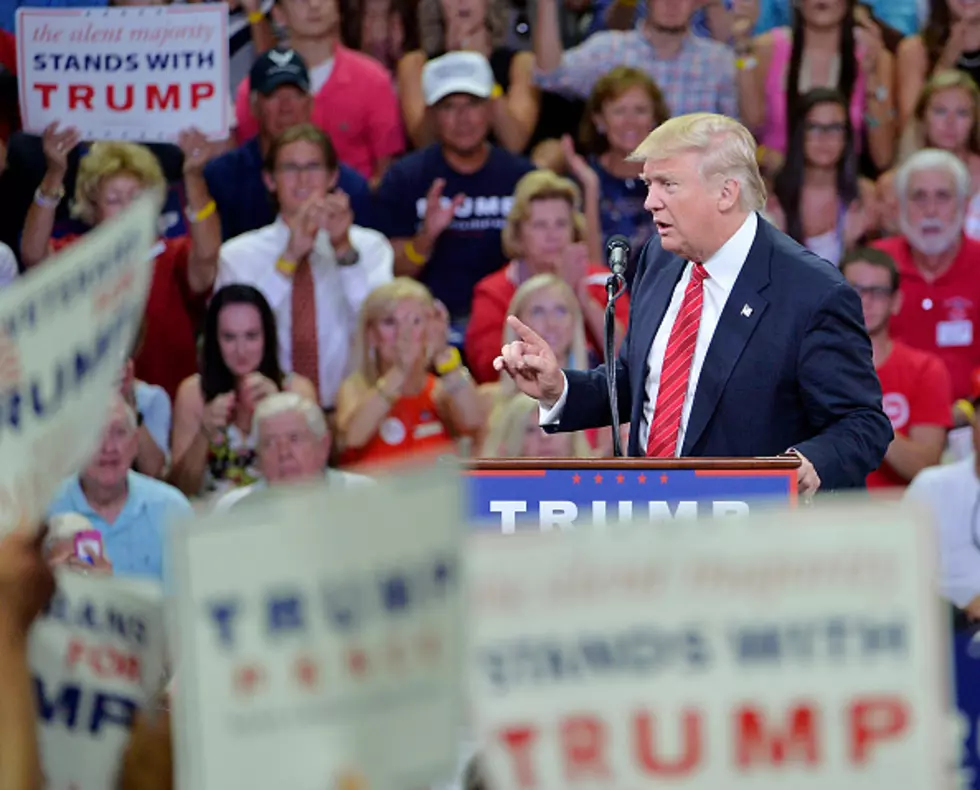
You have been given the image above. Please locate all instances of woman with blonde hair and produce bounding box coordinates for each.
[480,392,591,458]
[464,169,629,384]
[336,277,484,470]
[19,125,220,400]
[395,0,538,153]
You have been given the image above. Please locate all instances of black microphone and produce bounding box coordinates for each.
[606,235,631,279]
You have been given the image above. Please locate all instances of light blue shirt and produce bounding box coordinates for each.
[135,380,172,456]
[46,471,193,582]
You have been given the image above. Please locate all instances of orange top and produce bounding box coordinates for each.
[338,375,455,470]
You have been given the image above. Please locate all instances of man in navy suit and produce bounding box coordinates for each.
[495,113,891,493]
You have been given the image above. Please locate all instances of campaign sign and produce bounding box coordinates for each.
[30,573,167,790]
[468,501,948,790]
[170,473,465,790]
[17,5,229,141]
[0,195,155,533]
[467,463,796,531]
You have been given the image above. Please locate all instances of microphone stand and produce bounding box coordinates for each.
[604,273,628,457]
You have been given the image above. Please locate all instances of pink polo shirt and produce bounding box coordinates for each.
[235,44,404,179]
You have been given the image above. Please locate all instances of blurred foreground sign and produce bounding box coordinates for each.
[468,502,948,790]
[171,473,465,790]
[0,194,156,532]
[30,573,167,790]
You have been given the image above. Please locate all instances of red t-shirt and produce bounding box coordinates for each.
[866,340,953,489]
[51,235,209,400]
[464,263,632,385]
[871,234,980,400]
[234,45,404,179]
[0,30,17,143]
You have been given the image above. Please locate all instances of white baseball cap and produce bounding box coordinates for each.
[422,51,494,107]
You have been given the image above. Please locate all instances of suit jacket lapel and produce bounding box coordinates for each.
[627,258,685,455]
[681,220,773,455]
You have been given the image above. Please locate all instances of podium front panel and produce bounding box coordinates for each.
[467,464,796,531]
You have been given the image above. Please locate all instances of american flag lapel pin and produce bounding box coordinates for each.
[741,304,753,318]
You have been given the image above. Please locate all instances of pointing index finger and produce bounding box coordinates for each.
[506,315,548,351]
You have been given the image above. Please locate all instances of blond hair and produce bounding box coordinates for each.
[72,141,165,226]
[351,278,435,386]
[480,392,592,458]
[501,170,588,260]
[898,70,980,162]
[627,112,767,212]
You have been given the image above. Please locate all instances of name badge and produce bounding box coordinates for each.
[937,319,974,348]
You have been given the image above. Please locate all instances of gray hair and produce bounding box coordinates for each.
[627,112,767,212]
[895,148,972,206]
[251,392,327,444]
[108,392,138,432]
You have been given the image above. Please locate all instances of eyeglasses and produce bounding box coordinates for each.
[852,285,895,300]
[277,162,327,176]
[804,122,846,136]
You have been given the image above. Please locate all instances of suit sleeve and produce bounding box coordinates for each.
[542,238,659,435]
[793,281,894,489]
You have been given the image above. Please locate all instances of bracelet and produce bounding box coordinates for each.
[34,185,64,209]
[186,199,216,224]
[404,239,428,266]
[247,9,264,24]
[957,399,976,423]
[434,346,462,376]
[735,56,758,71]
[490,83,504,100]
[276,256,298,276]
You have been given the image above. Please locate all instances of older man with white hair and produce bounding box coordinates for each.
[213,392,371,511]
[495,112,891,493]
[873,149,980,404]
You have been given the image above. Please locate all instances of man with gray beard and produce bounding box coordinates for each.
[872,149,980,402]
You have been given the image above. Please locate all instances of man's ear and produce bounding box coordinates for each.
[262,169,277,194]
[718,178,741,212]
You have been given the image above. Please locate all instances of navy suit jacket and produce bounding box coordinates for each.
[551,215,893,490]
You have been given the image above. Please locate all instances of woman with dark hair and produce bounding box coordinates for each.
[767,88,878,265]
[343,0,419,73]
[168,285,318,498]
[896,0,980,127]
[747,0,894,175]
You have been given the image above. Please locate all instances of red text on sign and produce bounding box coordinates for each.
[65,638,142,683]
[32,82,216,112]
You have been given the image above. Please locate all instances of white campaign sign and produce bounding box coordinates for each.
[468,501,948,790]
[17,5,229,141]
[171,474,465,790]
[30,572,167,790]
[0,194,155,533]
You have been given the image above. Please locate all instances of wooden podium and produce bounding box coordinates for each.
[465,456,801,531]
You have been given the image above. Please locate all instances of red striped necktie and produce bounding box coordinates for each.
[645,263,709,458]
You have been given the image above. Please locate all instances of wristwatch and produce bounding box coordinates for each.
[336,247,360,267]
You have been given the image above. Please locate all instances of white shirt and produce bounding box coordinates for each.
[541,212,758,455]
[905,456,980,608]
[211,469,375,513]
[0,242,18,289]
[217,219,393,408]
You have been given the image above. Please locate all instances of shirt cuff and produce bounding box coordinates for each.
[538,372,569,426]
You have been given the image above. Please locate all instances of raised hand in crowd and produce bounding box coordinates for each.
[559,241,591,292]
[938,21,971,72]
[426,299,452,364]
[730,0,759,44]
[494,316,566,406]
[201,392,236,442]
[842,198,878,251]
[40,121,81,186]
[61,553,114,576]
[284,195,325,263]
[853,15,884,71]
[559,136,603,263]
[421,179,465,246]
[237,371,279,414]
[322,189,354,252]
[177,127,215,177]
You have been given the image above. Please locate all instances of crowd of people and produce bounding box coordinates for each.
[0,0,979,783]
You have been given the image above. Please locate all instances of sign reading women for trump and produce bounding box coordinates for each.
[0,195,156,533]
[170,474,465,790]
[30,573,167,790]
[17,5,229,141]
[468,501,948,790]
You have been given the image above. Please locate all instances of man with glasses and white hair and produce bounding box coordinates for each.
[873,149,980,404]
[214,392,371,511]
[496,112,891,494]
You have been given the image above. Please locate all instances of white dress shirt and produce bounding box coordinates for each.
[541,212,758,455]
[217,218,394,408]
[905,456,980,608]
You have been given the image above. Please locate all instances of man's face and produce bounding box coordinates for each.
[433,93,490,156]
[647,0,696,31]
[642,151,723,262]
[263,139,335,217]
[900,168,965,255]
[843,260,900,336]
[256,85,312,140]
[82,401,138,489]
[275,0,339,39]
[257,410,329,484]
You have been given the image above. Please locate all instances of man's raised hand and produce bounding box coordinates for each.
[493,316,565,404]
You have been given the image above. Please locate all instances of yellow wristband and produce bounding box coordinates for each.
[187,199,216,224]
[756,145,767,165]
[434,346,462,376]
[957,399,976,422]
[247,9,264,24]
[276,256,298,277]
[405,239,427,266]
[490,83,504,100]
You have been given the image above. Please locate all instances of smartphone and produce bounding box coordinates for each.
[74,530,104,563]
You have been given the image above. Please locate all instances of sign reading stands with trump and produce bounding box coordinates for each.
[0,194,156,532]
[170,473,466,790]
[17,5,229,141]
[468,502,949,789]
[30,574,167,790]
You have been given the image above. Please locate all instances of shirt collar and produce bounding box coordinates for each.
[70,471,146,521]
[699,211,757,293]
